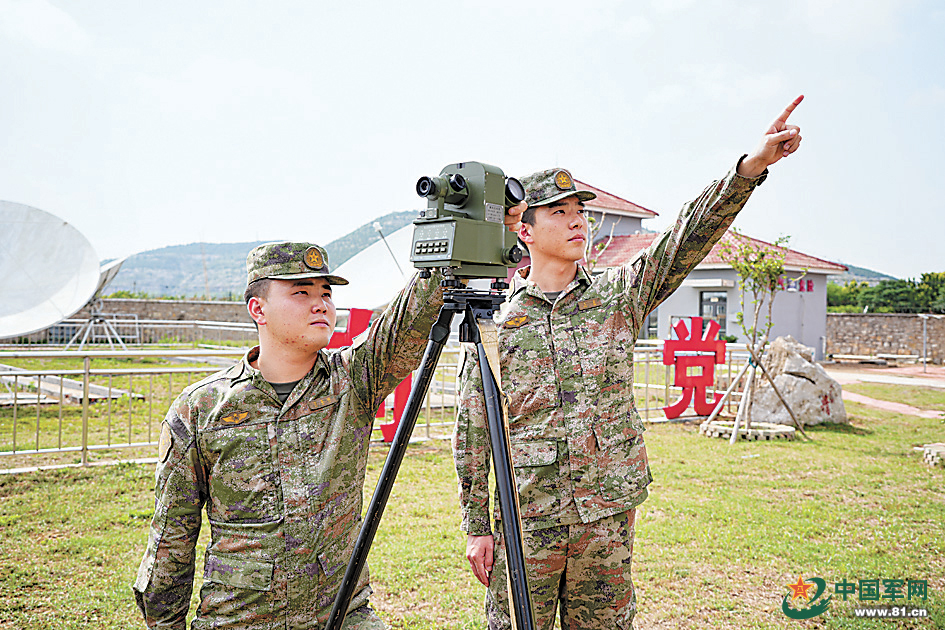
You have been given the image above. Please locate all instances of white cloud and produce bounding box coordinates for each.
[908,85,945,107]
[617,15,654,38]
[559,2,654,40]
[650,0,697,13]
[644,83,688,109]
[803,0,906,44]
[0,0,89,53]
[673,63,786,106]
[132,55,320,118]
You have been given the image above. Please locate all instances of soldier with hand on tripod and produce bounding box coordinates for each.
[454,96,804,629]
[133,211,522,629]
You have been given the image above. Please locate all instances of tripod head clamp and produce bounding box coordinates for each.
[438,288,507,344]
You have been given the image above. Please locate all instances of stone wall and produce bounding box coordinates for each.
[75,298,252,323]
[825,313,945,364]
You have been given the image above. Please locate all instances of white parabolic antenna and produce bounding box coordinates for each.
[332,224,414,311]
[0,201,100,338]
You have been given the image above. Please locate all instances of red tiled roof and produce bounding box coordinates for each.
[574,179,658,218]
[594,231,847,273]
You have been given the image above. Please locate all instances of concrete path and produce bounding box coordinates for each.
[825,363,945,419]
[840,390,944,419]
[826,364,945,390]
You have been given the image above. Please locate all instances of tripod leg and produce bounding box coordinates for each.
[325,305,455,630]
[475,341,538,630]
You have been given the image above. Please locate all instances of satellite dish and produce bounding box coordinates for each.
[0,201,100,338]
[95,257,127,299]
[332,225,414,310]
[64,257,131,350]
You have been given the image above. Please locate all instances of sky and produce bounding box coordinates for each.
[1,0,943,280]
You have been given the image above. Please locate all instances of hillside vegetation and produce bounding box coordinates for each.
[106,211,416,299]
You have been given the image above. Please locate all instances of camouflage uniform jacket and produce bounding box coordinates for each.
[454,162,767,535]
[134,272,444,629]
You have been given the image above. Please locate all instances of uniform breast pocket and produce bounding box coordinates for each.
[510,440,561,519]
[501,323,560,415]
[204,422,282,523]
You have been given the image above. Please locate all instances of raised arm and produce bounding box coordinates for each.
[738,95,804,178]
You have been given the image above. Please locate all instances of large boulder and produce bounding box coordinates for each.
[751,336,848,426]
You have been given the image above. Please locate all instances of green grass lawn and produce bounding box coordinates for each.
[0,385,942,629]
[843,382,945,413]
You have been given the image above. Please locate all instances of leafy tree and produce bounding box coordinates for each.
[856,274,945,313]
[932,291,945,314]
[827,280,867,309]
[718,231,798,347]
[584,212,619,274]
[920,272,945,313]
[717,231,809,439]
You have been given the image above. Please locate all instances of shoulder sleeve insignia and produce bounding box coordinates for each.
[221,411,250,424]
[578,298,603,311]
[158,422,173,462]
[503,314,529,329]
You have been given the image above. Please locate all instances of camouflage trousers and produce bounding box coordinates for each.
[341,604,387,629]
[486,510,636,630]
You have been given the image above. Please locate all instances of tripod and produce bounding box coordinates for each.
[326,283,537,630]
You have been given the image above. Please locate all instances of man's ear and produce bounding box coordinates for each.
[518,221,535,245]
[247,297,266,326]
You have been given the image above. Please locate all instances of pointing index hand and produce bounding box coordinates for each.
[773,94,804,128]
[737,94,805,178]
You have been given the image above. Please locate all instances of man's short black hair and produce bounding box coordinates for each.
[244,278,273,304]
[521,205,536,226]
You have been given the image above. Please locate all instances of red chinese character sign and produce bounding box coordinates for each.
[662,316,726,418]
[328,308,411,442]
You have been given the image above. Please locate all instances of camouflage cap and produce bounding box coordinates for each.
[520,168,597,207]
[246,242,349,286]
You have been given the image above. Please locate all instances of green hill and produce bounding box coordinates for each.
[827,263,897,286]
[106,211,416,299]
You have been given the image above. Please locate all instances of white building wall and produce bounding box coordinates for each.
[587,209,644,237]
[644,267,830,359]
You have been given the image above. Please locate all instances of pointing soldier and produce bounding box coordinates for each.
[454,96,804,629]
[133,241,445,629]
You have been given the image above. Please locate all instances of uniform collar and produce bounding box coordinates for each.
[232,346,330,386]
[510,265,593,303]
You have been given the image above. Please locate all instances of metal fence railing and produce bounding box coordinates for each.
[1,318,260,347]
[0,344,750,473]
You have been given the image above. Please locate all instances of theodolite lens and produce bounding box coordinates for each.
[449,173,467,192]
[505,177,526,205]
[416,177,436,198]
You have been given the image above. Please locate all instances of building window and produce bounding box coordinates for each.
[700,291,727,335]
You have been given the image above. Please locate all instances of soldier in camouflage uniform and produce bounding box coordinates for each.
[132,241,446,629]
[454,96,804,629]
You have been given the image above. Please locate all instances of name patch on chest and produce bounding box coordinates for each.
[309,394,340,410]
[503,315,529,329]
[578,298,603,311]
